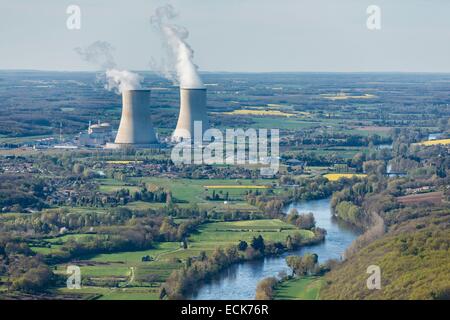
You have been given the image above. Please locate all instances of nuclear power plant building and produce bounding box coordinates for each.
[106,89,158,149]
[172,88,209,142]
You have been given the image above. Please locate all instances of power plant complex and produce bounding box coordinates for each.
[106,87,208,148]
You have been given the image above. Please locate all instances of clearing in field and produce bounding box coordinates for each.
[352,126,392,134]
[323,173,367,181]
[188,219,314,251]
[274,276,324,300]
[130,177,275,205]
[396,191,443,205]
[321,93,376,101]
[204,185,270,189]
[97,178,141,193]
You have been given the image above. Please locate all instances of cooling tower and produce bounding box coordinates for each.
[172,88,209,141]
[112,89,158,147]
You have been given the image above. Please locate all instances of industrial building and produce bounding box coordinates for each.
[172,88,209,142]
[106,89,158,149]
[78,121,114,147]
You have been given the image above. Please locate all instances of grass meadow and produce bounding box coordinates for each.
[274,276,324,300]
[41,219,312,300]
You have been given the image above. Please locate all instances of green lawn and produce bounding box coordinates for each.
[274,276,324,300]
[122,201,167,210]
[89,242,180,263]
[56,286,160,300]
[130,177,275,202]
[0,134,57,144]
[96,178,141,194]
[188,219,313,252]
[30,234,99,255]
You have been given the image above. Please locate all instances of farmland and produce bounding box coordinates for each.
[417,138,450,146]
[323,173,367,181]
[396,191,443,205]
[223,109,295,117]
[0,71,449,301]
[127,177,276,209]
[29,219,313,300]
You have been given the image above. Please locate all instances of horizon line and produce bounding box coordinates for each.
[1,68,450,75]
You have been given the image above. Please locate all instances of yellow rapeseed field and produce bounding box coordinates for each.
[106,160,143,164]
[417,139,450,146]
[323,173,367,181]
[223,109,294,117]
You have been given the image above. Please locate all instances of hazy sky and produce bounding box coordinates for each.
[1,0,450,72]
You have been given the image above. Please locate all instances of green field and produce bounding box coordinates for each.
[274,276,324,300]
[183,219,313,259]
[56,285,161,300]
[0,134,58,144]
[53,242,182,300]
[88,176,277,212]
[43,219,313,300]
[96,178,141,193]
[122,201,167,210]
[123,177,276,212]
[30,234,99,255]
[131,177,275,202]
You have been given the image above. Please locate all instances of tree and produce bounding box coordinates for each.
[238,240,248,251]
[185,257,192,268]
[251,235,265,253]
[295,213,316,230]
[11,266,53,293]
[287,208,299,224]
[286,235,294,250]
[199,251,207,261]
[286,253,319,276]
[72,163,84,175]
[159,287,167,300]
[255,277,278,300]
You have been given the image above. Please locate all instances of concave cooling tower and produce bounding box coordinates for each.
[113,89,158,147]
[172,88,209,141]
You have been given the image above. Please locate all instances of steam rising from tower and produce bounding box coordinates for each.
[75,41,143,94]
[113,90,157,147]
[76,41,156,148]
[151,5,209,141]
[151,5,204,89]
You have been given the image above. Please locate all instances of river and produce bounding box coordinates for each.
[190,198,361,300]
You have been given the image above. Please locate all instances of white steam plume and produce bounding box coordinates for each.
[151,5,204,89]
[74,40,116,70]
[104,69,144,94]
[75,41,143,94]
